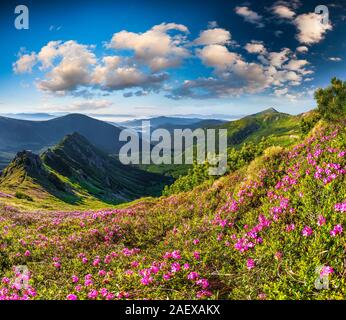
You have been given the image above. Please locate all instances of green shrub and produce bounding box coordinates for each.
[15,191,34,201]
[315,77,346,121]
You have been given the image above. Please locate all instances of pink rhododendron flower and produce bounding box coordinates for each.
[335,202,346,212]
[98,270,106,277]
[302,226,313,237]
[67,294,77,300]
[246,258,255,270]
[196,278,209,289]
[183,263,190,270]
[317,215,326,226]
[171,262,181,273]
[140,276,153,286]
[286,224,295,232]
[193,251,200,260]
[88,289,98,299]
[320,266,334,277]
[330,224,343,236]
[196,290,212,298]
[187,272,200,280]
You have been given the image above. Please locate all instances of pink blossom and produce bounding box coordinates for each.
[98,270,106,277]
[335,202,346,212]
[140,276,153,286]
[183,263,190,270]
[67,294,78,300]
[75,285,82,292]
[193,251,200,260]
[187,272,200,280]
[196,278,209,289]
[246,258,256,270]
[92,257,100,267]
[163,273,172,281]
[88,289,98,299]
[317,215,326,226]
[302,226,313,237]
[196,290,212,298]
[320,266,334,277]
[330,224,343,237]
[286,223,295,232]
[171,262,181,273]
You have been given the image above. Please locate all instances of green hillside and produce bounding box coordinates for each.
[139,108,305,178]
[0,133,170,211]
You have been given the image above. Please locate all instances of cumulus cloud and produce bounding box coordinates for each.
[271,4,296,19]
[108,22,190,72]
[294,13,332,44]
[169,39,314,99]
[13,19,319,101]
[14,38,170,95]
[196,45,240,70]
[235,6,264,28]
[36,41,97,94]
[244,41,267,54]
[193,28,231,46]
[13,52,37,73]
[296,46,309,53]
[283,59,309,72]
[168,44,270,99]
[268,48,291,68]
[92,56,168,91]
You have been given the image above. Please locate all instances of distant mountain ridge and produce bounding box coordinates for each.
[121,116,227,133]
[0,113,125,155]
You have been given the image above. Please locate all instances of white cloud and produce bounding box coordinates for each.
[36,41,97,94]
[244,41,267,54]
[296,46,309,53]
[271,4,295,19]
[92,56,168,91]
[13,52,37,73]
[294,13,332,44]
[69,99,113,111]
[328,57,342,62]
[283,59,309,72]
[169,44,270,99]
[274,87,288,96]
[268,48,291,68]
[235,6,264,28]
[108,22,190,72]
[196,45,240,70]
[193,28,231,46]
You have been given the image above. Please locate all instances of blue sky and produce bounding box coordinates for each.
[0,0,345,120]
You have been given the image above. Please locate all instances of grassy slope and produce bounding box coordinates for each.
[140,109,303,178]
[0,133,170,211]
[1,119,345,299]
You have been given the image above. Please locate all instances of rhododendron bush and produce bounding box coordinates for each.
[1,121,346,300]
